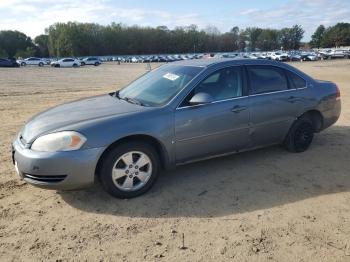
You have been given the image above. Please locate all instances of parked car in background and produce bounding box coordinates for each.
[329,50,347,59]
[17,57,46,67]
[289,53,302,61]
[270,52,289,61]
[0,58,20,67]
[12,58,341,198]
[318,50,332,60]
[80,57,101,66]
[300,53,318,61]
[51,58,81,68]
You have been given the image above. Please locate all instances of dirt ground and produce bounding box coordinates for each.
[0,60,349,261]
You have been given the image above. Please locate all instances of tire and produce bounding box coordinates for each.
[94,62,99,66]
[38,62,44,67]
[284,118,314,153]
[55,64,60,68]
[81,62,85,66]
[21,62,26,66]
[99,141,160,198]
[73,63,78,68]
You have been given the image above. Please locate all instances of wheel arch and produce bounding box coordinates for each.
[95,134,170,178]
[297,109,324,132]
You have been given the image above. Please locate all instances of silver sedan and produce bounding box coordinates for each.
[12,59,341,198]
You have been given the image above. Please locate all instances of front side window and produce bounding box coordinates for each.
[118,65,202,107]
[186,66,243,104]
[247,66,288,95]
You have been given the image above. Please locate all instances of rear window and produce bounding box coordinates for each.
[247,66,288,95]
[287,71,306,89]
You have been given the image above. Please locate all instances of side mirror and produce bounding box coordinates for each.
[189,92,214,106]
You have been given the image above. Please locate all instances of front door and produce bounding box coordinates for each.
[175,66,250,163]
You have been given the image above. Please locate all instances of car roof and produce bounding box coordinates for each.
[172,58,285,68]
[171,58,314,82]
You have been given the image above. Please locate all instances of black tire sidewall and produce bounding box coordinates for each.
[100,142,160,198]
[285,118,314,153]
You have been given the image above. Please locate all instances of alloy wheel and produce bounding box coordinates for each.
[111,151,152,191]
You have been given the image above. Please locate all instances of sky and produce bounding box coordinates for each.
[0,0,349,40]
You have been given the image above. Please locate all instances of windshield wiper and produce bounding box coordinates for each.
[122,96,145,106]
[115,91,146,106]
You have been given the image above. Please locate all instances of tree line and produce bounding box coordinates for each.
[310,23,350,48]
[0,22,349,58]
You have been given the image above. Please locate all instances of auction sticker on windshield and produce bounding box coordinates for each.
[163,73,180,81]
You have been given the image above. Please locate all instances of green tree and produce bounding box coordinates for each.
[310,25,325,48]
[256,29,279,51]
[34,34,49,57]
[321,23,350,47]
[0,48,8,58]
[15,47,36,58]
[0,30,35,57]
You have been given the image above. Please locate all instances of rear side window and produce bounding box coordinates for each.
[247,66,288,95]
[287,71,306,89]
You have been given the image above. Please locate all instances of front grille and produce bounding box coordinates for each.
[23,174,67,183]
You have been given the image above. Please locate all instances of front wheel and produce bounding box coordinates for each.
[38,62,44,67]
[99,142,160,198]
[284,118,314,153]
[21,62,26,66]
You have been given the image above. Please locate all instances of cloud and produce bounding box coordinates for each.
[0,0,349,40]
[0,0,204,37]
[237,0,350,39]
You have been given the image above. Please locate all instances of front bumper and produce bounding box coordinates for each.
[12,138,105,190]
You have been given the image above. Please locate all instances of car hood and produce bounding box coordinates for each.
[21,94,144,143]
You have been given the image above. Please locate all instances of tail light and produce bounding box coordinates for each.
[336,85,341,100]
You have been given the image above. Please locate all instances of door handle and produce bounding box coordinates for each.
[231,105,247,113]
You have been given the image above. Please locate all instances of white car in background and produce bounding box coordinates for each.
[270,52,289,61]
[17,57,46,67]
[50,58,81,68]
[80,57,101,66]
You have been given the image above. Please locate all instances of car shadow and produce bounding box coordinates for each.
[59,125,350,218]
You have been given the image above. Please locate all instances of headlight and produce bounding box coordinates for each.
[31,131,87,152]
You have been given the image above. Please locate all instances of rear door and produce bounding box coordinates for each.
[175,66,250,163]
[247,65,306,146]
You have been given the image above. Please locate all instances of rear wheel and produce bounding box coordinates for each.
[73,63,78,68]
[99,142,160,198]
[94,62,100,66]
[21,62,26,66]
[81,62,85,66]
[284,118,314,153]
[38,62,44,67]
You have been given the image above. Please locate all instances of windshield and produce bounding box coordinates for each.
[118,64,203,106]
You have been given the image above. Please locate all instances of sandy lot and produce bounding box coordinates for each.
[0,60,349,261]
